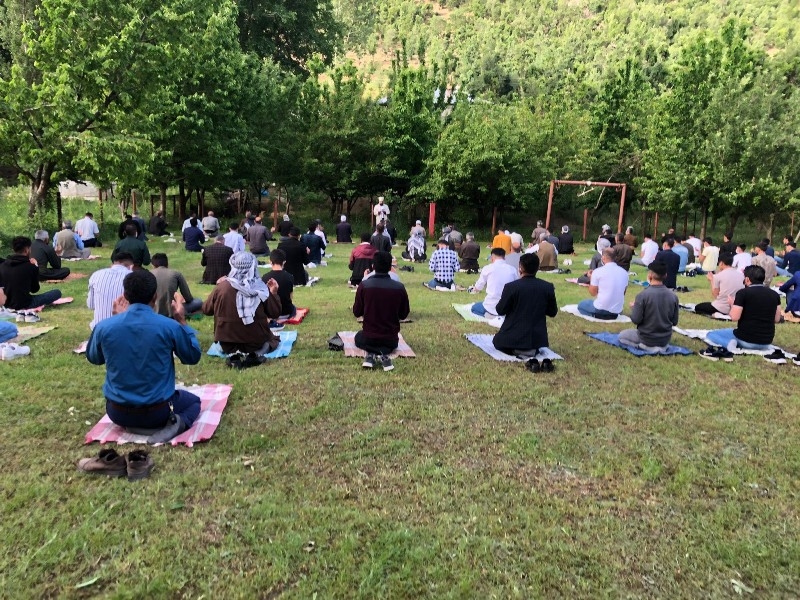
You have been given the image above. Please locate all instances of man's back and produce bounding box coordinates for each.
[223,231,245,253]
[354,274,409,340]
[429,248,459,283]
[182,227,205,251]
[201,243,234,283]
[113,236,150,266]
[370,232,391,253]
[31,240,60,271]
[654,249,680,288]
[0,255,39,309]
[336,221,352,243]
[277,238,308,285]
[640,239,659,264]
[262,269,295,316]
[88,264,130,329]
[613,243,633,271]
[630,285,679,347]
[591,262,628,313]
[152,267,192,317]
[752,252,777,286]
[494,276,558,351]
[734,285,780,345]
[54,229,80,258]
[711,268,744,313]
[476,260,518,315]
[246,224,269,253]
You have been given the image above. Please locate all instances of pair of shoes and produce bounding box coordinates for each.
[306,276,320,287]
[362,353,394,371]
[0,343,31,360]
[793,356,800,366]
[15,311,40,323]
[699,346,734,362]
[763,349,787,364]
[77,448,154,481]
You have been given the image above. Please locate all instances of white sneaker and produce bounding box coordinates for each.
[0,308,16,320]
[15,312,26,322]
[24,312,41,323]
[1,343,31,360]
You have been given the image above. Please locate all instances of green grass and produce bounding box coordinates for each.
[1,228,798,598]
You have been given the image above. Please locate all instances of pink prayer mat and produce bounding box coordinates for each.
[337,331,416,358]
[45,273,87,283]
[277,308,308,324]
[84,383,233,447]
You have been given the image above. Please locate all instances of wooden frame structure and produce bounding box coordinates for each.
[545,180,627,240]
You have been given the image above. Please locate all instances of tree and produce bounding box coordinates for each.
[0,0,209,217]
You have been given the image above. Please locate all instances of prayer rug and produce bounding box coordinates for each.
[464,333,563,362]
[338,331,416,358]
[84,383,233,447]
[10,325,56,344]
[560,304,632,323]
[678,303,732,320]
[45,273,87,283]
[277,308,308,324]
[452,303,490,322]
[207,330,297,359]
[672,327,796,357]
[65,255,100,261]
[565,278,589,287]
[28,297,74,312]
[585,332,693,356]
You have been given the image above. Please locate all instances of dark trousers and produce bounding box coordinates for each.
[354,330,398,355]
[38,268,70,281]
[694,302,718,315]
[106,389,202,429]
[28,289,62,308]
[83,238,101,247]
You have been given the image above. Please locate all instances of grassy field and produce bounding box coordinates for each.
[0,226,798,598]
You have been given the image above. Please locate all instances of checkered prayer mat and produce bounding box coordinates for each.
[84,383,233,447]
[337,331,416,358]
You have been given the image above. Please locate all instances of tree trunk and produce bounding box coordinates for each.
[159,183,167,215]
[27,162,56,218]
[56,191,63,227]
[699,202,709,239]
[766,213,775,243]
[727,213,739,237]
[178,179,187,221]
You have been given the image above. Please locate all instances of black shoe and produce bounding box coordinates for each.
[541,358,555,372]
[226,353,244,369]
[241,353,266,369]
[362,353,376,368]
[380,354,394,371]
[716,348,734,362]
[525,358,540,373]
[698,347,720,361]
[763,349,787,364]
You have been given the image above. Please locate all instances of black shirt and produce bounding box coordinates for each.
[654,249,680,289]
[262,269,295,316]
[733,285,780,345]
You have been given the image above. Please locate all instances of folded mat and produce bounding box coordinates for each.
[277,308,308,324]
[585,331,693,356]
[338,331,416,358]
[84,383,233,447]
[10,325,56,344]
[45,272,88,283]
[560,304,632,323]
[207,330,297,358]
[452,303,491,323]
[679,303,731,320]
[464,333,563,362]
[672,327,796,357]
[565,278,589,286]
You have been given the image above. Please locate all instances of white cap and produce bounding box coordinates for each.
[340,215,346,222]
[416,220,421,225]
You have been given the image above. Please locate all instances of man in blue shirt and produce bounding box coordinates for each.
[86,270,202,439]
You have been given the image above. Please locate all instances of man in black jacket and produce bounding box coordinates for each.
[0,237,63,310]
[277,227,309,286]
[492,253,558,359]
[31,230,70,281]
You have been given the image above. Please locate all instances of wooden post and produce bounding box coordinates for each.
[491,206,497,237]
[582,208,588,241]
[131,189,137,213]
[617,183,626,234]
[273,196,279,231]
[98,189,104,225]
[792,211,796,238]
[545,180,556,230]
[653,212,659,237]
[683,213,688,237]
[428,202,436,239]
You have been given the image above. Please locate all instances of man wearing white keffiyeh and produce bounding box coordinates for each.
[202,252,282,355]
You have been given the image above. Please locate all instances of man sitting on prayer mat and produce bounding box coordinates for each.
[202,251,282,360]
[577,247,628,320]
[492,253,558,359]
[470,247,518,317]
[353,251,410,372]
[693,253,743,317]
[618,261,679,353]
[86,269,201,440]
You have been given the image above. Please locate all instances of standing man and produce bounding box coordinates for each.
[201,236,235,284]
[427,238,460,290]
[373,196,390,225]
[151,253,203,317]
[87,253,134,330]
[245,216,270,256]
[470,248,518,317]
[492,253,558,363]
[578,248,629,319]
[336,215,353,243]
[75,212,101,247]
[202,210,220,238]
[31,230,70,281]
[277,227,310,286]
[353,251,410,372]
[0,237,63,310]
[654,238,681,289]
[86,269,202,439]
[618,261,679,353]
[223,221,245,254]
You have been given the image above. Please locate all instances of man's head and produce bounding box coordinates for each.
[601,247,616,263]
[601,224,611,234]
[736,243,746,254]
[490,248,507,261]
[283,214,290,222]
[12,236,32,254]
[562,225,570,234]
[270,249,286,266]
[373,251,392,274]
[229,222,238,231]
[376,223,385,234]
[360,232,371,243]
[308,222,318,233]
[34,230,49,242]
[189,218,198,228]
[124,223,138,238]
[289,226,301,238]
[151,253,169,268]
[756,241,769,254]
[663,237,675,249]
[510,233,523,250]
[786,241,797,251]
[437,238,449,249]
[626,226,633,234]
[703,236,713,246]
[112,252,134,267]
[616,232,625,243]
[519,252,540,276]
[783,235,793,245]
[85,212,94,219]
[466,232,474,241]
[215,235,225,244]
[743,265,766,286]
[255,215,262,223]
[123,269,158,305]
[208,210,214,217]
[537,220,544,227]
[155,210,162,217]
[644,232,653,240]
[648,261,667,283]
[718,253,734,269]
[341,215,347,222]
[378,196,385,205]
[63,220,73,230]
[724,231,733,242]
[416,219,422,226]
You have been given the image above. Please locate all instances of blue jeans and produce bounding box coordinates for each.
[577,298,618,320]
[471,302,486,316]
[184,298,203,314]
[28,289,62,308]
[0,321,18,343]
[106,389,202,429]
[427,278,452,289]
[776,267,791,277]
[706,328,771,351]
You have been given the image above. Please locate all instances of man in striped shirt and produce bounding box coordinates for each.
[87,253,134,329]
[427,238,460,290]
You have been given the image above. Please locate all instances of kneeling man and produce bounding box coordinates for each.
[86,269,202,440]
[618,261,679,353]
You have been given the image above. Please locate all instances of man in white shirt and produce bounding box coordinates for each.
[470,248,518,317]
[631,232,659,267]
[181,212,197,232]
[732,244,752,272]
[373,196,390,224]
[578,248,629,319]
[87,253,134,330]
[75,212,101,247]
[687,233,702,258]
[222,222,245,254]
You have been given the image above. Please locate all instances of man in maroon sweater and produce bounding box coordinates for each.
[353,251,410,371]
